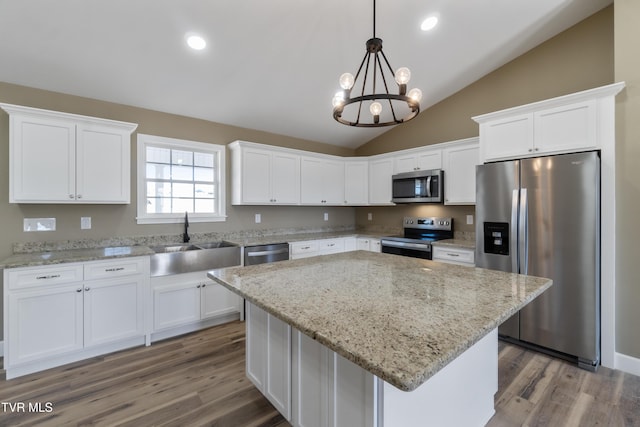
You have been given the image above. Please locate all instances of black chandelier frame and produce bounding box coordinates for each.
[332,1,421,127]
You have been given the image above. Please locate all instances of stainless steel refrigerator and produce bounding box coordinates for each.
[475,151,600,370]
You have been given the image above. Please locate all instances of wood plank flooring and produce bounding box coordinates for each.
[1,321,639,426]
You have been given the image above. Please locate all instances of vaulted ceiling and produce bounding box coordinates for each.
[0,0,611,148]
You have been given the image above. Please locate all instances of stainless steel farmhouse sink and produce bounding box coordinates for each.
[150,241,241,277]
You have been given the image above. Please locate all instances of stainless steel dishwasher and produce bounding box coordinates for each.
[243,242,290,266]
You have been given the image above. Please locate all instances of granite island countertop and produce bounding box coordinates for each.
[208,250,551,392]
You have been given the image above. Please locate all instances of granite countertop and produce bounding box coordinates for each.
[431,238,476,250]
[0,246,155,269]
[209,251,551,392]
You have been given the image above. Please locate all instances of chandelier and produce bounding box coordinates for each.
[332,0,422,127]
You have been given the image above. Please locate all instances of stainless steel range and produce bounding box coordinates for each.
[380,216,453,260]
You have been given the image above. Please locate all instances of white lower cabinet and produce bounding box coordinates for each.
[151,271,241,341]
[433,246,475,267]
[3,257,148,379]
[356,237,381,253]
[246,302,375,427]
[246,303,292,420]
[292,330,376,427]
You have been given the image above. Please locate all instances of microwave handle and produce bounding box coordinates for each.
[426,176,432,197]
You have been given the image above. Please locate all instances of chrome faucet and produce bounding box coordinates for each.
[183,212,190,243]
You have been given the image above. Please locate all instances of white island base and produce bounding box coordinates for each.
[246,302,498,427]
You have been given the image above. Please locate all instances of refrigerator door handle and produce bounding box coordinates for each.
[519,188,528,275]
[511,189,519,273]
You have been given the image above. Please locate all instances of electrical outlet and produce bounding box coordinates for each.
[466,215,474,225]
[81,217,92,230]
[23,218,56,232]
[367,212,373,221]
[323,212,329,221]
[255,213,261,224]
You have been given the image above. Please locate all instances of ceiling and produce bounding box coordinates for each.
[0,0,611,149]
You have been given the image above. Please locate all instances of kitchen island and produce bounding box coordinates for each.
[209,251,552,426]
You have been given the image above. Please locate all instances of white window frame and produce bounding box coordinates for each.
[136,133,226,224]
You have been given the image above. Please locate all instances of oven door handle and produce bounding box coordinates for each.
[380,240,431,252]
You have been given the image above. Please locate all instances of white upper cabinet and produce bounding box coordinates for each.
[394,148,441,173]
[368,156,395,205]
[1,103,137,204]
[442,138,479,205]
[229,142,300,205]
[300,155,344,205]
[343,159,369,205]
[473,84,625,163]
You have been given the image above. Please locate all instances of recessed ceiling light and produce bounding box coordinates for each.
[421,16,439,31]
[186,35,206,50]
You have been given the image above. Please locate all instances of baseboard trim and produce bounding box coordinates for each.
[615,351,640,377]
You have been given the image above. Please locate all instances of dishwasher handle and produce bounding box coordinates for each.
[246,248,289,257]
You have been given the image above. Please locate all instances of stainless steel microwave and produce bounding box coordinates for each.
[391,169,444,203]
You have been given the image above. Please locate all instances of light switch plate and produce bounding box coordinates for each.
[255,213,261,224]
[24,218,56,232]
[466,215,474,225]
[323,212,329,221]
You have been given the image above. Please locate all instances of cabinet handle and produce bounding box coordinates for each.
[77,194,82,199]
[105,267,125,272]
[69,194,75,199]
[201,283,206,288]
[36,274,61,280]
[301,246,310,250]
[76,288,82,293]
[447,253,460,257]
[328,243,335,247]
[85,287,91,291]
[197,284,201,288]
[528,148,533,152]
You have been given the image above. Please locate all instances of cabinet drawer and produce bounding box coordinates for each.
[7,264,84,289]
[290,241,319,256]
[318,238,344,254]
[84,257,145,280]
[433,247,475,266]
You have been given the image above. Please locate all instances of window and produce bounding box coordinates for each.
[136,134,226,224]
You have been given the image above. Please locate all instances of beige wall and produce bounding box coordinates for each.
[614,0,640,358]
[0,82,357,263]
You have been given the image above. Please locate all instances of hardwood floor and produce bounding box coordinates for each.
[1,321,639,426]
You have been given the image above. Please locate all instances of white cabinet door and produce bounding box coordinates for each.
[482,113,534,161]
[332,353,376,427]
[239,148,272,204]
[534,100,597,154]
[246,302,268,390]
[442,140,479,205]
[368,157,394,205]
[344,160,368,205]
[318,238,345,255]
[356,238,381,252]
[8,284,84,366]
[293,330,331,427]
[200,280,240,319]
[271,151,301,204]
[394,149,441,173]
[301,157,344,205]
[76,122,131,203]
[370,239,381,253]
[83,276,143,347]
[153,281,201,331]
[266,313,292,420]
[10,114,76,202]
[247,303,292,420]
[343,236,357,252]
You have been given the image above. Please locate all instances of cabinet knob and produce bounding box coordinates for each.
[85,287,90,291]
[528,149,533,152]
[196,284,201,288]
[76,288,82,293]
[201,283,206,288]
[69,194,74,199]
[77,194,82,199]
